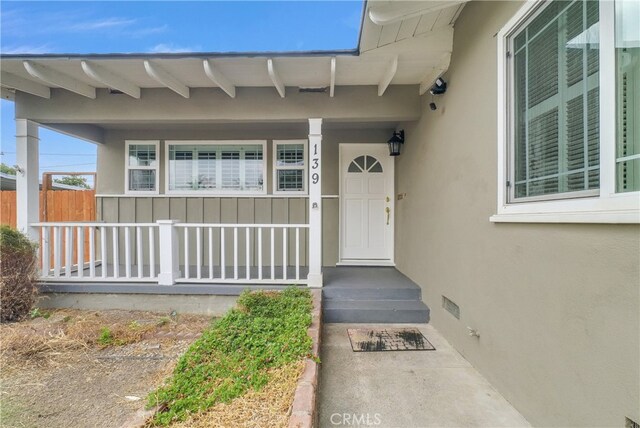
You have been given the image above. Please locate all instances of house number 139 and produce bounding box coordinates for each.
[311,143,320,184]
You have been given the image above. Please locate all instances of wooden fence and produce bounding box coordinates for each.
[0,190,96,265]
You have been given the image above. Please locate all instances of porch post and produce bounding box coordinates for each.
[15,119,39,241]
[157,220,179,285]
[307,118,323,287]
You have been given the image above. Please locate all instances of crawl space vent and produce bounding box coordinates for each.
[442,295,460,319]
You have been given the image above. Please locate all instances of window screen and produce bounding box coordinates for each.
[129,170,156,191]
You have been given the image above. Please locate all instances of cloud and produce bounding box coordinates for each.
[1,44,53,54]
[126,24,168,38]
[149,43,201,53]
[1,6,167,38]
[68,17,137,31]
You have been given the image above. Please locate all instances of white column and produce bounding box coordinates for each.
[15,119,39,241]
[157,220,179,285]
[307,118,323,287]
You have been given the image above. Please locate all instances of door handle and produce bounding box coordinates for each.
[385,207,390,225]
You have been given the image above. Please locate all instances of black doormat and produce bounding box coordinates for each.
[347,328,436,352]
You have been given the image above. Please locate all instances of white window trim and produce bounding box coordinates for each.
[273,139,308,195]
[124,140,160,195]
[164,140,268,196]
[492,0,640,224]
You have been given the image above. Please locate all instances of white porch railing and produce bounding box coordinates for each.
[176,223,309,284]
[32,221,310,285]
[34,222,159,282]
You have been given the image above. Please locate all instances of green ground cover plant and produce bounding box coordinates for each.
[147,288,313,426]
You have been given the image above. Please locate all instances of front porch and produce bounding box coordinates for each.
[37,266,431,324]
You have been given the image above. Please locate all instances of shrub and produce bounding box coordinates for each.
[0,226,39,323]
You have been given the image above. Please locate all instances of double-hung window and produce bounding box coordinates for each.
[125,141,159,194]
[273,140,307,194]
[166,141,266,194]
[495,0,639,223]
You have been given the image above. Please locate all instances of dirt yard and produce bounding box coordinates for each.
[0,309,211,428]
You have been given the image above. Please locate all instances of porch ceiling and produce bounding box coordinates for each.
[0,1,466,100]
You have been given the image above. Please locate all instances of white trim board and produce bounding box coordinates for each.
[336,260,396,267]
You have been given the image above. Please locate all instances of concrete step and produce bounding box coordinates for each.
[323,299,430,324]
[322,285,422,301]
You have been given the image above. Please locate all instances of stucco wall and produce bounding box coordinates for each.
[96,126,393,266]
[395,2,640,426]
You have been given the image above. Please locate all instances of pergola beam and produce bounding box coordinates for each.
[81,60,141,99]
[23,60,95,99]
[1,71,51,99]
[378,56,398,96]
[143,60,190,98]
[267,58,285,98]
[203,59,236,98]
[329,57,336,98]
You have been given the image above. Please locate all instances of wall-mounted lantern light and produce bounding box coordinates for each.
[387,130,405,156]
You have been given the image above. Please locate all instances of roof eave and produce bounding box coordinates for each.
[0,48,360,61]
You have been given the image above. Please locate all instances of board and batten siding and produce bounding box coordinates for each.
[96,196,339,266]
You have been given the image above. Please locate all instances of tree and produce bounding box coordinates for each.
[0,163,16,175]
[54,175,91,189]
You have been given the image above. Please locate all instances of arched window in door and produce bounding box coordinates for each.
[347,155,383,173]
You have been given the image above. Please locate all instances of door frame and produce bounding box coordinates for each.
[338,143,395,266]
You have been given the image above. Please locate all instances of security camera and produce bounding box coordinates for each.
[429,78,447,95]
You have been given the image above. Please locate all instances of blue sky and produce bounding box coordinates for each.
[0,1,363,180]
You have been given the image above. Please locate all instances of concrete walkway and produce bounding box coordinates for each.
[318,323,530,428]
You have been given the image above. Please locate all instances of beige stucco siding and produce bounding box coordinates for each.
[395,2,640,426]
[96,127,391,266]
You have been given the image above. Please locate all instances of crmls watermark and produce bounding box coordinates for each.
[329,413,382,426]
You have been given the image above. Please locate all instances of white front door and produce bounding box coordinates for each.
[340,144,394,264]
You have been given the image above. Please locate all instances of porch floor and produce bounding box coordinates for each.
[323,266,421,296]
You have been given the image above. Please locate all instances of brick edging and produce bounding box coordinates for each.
[289,289,322,428]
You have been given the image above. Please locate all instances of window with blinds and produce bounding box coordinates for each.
[126,142,159,193]
[274,141,307,193]
[511,0,599,200]
[615,0,640,193]
[168,143,265,193]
